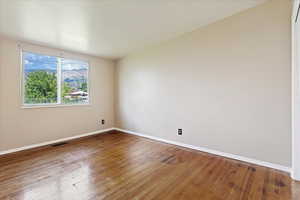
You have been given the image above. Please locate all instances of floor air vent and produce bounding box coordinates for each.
[51,142,68,147]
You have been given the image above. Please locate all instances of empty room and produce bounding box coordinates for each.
[1,0,300,199]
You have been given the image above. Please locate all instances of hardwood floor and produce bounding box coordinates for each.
[0,131,299,200]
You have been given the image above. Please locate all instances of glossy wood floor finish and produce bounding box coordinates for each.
[0,131,300,200]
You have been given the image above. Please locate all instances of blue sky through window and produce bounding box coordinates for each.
[24,52,57,71]
[24,52,88,72]
[62,58,88,71]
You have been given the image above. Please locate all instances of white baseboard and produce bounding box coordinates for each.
[291,169,300,181]
[0,128,114,156]
[0,127,291,175]
[114,128,291,173]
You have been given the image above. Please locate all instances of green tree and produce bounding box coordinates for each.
[62,82,72,97]
[62,82,72,103]
[80,82,88,92]
[25,71,57,104]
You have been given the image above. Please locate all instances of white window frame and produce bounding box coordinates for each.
[21,50,91,108]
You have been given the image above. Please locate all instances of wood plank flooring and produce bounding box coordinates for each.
[0,131,299,200]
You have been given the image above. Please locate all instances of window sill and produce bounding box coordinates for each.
[21,104,91,109]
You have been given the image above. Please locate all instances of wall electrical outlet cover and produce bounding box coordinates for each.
[178,129,182,135]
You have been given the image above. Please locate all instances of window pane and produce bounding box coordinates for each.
[61,58,89,104]
[23,52,58,104]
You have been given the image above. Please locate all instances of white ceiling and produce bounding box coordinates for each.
[0,0,267,60]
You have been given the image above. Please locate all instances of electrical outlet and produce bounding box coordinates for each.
[178,129,182,135]
[101,119,105,125]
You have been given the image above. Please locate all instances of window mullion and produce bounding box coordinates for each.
[57,58,62,104]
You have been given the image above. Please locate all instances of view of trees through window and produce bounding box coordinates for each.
[23,52,89,105]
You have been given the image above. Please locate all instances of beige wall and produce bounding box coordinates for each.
[116,0,292,166]
[0,37,115,151]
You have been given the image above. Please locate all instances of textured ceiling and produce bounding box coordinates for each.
[0,0,268,59]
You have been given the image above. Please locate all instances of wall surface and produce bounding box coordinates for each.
[292,0,300,180]
[0,37,115,151]
[116,0,292,166]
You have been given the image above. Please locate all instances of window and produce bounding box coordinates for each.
[22,51,89,107]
